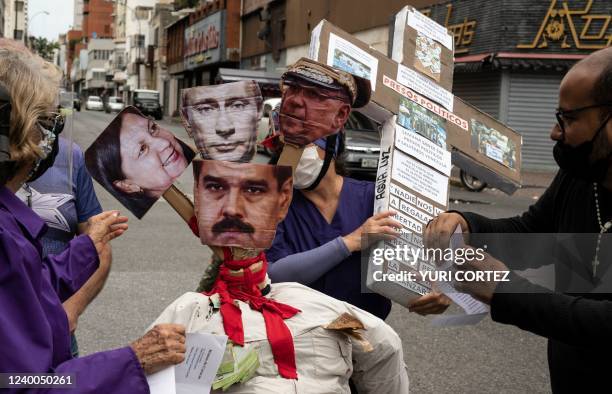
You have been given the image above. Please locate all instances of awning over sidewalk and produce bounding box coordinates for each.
[454,52,584,72]
[216,68,282,97]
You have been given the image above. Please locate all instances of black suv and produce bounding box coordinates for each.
[132,90,163,120]
[343,111,380,180]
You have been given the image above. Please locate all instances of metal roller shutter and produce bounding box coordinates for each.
[507,72,563,170]
[453,71,501,119]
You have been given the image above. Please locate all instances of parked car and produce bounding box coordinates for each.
[58,90,80,112]
[256,97,282,155]
[85,96,104,111]
[73,96,81,111]
[343,111,380,180]
[131,89,163,120]
[459,169,488,192]
[104,96,125,113]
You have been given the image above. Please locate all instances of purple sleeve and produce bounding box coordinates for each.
[43,234,99,302]
[0,229,149,394]
[2,347,149,394]
[50,347,149,394]
[267,236,351,285]
[72,144,103,223]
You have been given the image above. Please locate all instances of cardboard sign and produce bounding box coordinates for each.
[326,32,379,91]
[84,106,195,219]
[391,6,455,90]
[308,18,522,193]
[180,81,263,162]
[368,116,449,299]
[193,160,293,249]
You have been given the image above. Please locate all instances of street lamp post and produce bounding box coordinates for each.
[28,11,50,47]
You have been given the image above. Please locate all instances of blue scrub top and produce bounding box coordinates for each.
[267,178,392,319]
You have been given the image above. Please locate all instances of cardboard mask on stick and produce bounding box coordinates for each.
[193,159,293,249]
[181,81,263,162]
[278,57,370,149]
[85,106,195,219]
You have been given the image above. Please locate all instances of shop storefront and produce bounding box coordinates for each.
[165,1,240,116]
[422,0,611,170]
[182,4,240,88]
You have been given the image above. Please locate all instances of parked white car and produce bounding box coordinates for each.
[105,96,125,113]
[85,96,104,111]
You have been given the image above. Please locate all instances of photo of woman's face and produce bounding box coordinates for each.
[85,106,195,219]
[118,113,188,197]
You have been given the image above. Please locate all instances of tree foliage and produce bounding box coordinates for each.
[29,36,60,62]
[174,0,200,10]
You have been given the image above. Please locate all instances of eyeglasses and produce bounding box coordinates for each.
[38,112,65,135]
[555,103,612,135]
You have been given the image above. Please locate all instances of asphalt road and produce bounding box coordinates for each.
[70,109,550,393]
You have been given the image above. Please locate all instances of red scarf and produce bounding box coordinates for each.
[204,249,300,379]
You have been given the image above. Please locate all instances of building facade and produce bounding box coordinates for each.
[166,13,189,116]
[422,0,611,170]
[3,0,28,42]
[73,0,84,30]
[123,0,156,98]
[82,0,114,41]
[84,38,114,97]
[165,0,241,116]
[148,1,181,114]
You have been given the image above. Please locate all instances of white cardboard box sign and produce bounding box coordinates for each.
[391,6,455,91]
[308,18,522,193]
[367,116,449,301]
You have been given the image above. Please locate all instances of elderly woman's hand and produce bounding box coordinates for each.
[131,324,187,375]
[85,211,129,254]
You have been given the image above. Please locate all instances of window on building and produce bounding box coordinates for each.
[14,30,23,40]
[15,1,23,12]
[115,52,126,68]
[131,34,145,48]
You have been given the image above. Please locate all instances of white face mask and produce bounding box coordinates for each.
[294,145,324,189]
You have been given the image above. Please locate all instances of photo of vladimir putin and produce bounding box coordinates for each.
[181,81,263,162]
[194,160,292,249]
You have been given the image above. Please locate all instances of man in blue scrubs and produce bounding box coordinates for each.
[267,59,451,319]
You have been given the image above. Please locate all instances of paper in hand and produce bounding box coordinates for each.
[431,225,489,327]
[175,333,228,394]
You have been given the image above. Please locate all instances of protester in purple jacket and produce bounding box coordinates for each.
[0,40,185,392]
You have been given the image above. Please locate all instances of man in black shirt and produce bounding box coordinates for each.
[425,47,612,393]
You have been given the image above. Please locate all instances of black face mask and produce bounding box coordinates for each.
[553,115,612,182]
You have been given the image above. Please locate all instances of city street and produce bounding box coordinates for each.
[71,109,551,393]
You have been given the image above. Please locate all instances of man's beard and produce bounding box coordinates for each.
[212,216,255,234]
